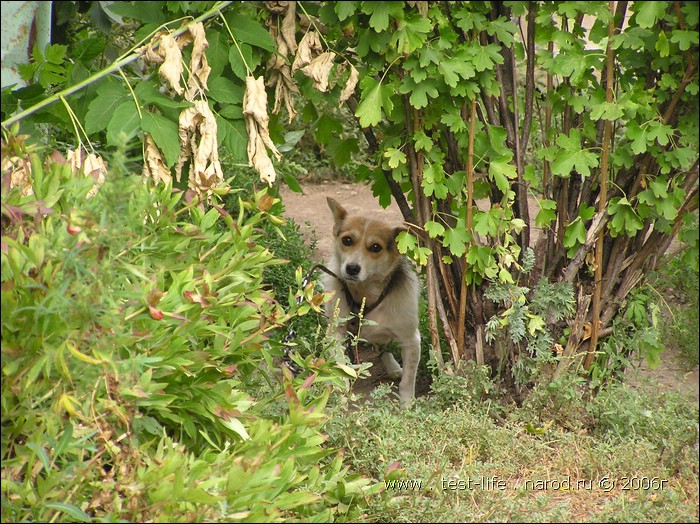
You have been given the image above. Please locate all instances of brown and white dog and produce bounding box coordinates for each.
[323,197,421,405]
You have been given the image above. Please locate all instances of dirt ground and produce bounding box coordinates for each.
[279,180,700,403]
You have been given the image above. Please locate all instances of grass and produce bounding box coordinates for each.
[325,376,699,522]
[649,253,700,370]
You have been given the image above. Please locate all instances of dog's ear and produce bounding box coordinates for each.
[326,197,347,224]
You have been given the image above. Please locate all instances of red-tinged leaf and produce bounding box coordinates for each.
[67,223,82,235]
[148,305,164,320]
[213,205,230,218]
[300,373,317,390]
[386,461,402,475]
[184,290,209,306]
[49,150,66,164]
[285,384,300,405]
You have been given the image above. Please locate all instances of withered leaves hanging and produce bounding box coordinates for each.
[243,75,281,186]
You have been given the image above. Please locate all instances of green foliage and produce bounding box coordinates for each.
[648,247,700,370]
[484,249,575,385]
[1,147,377,521]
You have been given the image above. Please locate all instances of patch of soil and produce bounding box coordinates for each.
[279,180,700,403]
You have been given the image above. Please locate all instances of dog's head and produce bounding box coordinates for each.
[327,197,406,283]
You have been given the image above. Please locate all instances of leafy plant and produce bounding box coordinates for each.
[0,138,375,521]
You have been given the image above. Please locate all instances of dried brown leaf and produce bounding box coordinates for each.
[243,76,281,185]
[179,22,211,101]
[2,155,33,196]
[338,62,359,104]
[141,32,184,95]
[175,100,224,197]
[291,31,322,73]
[142,134,172,185]
[300,51,336,92]
[66,148,107,198]
[280,1,298,55]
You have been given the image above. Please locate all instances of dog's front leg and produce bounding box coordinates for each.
[397,329,421,406]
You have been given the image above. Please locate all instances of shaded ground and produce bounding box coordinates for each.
[279,180,699,403]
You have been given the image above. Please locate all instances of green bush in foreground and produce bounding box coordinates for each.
[1,154,378,522]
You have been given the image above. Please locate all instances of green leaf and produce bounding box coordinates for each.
[441,111,468,133]
[336,1,357,21]
[535,199,557,228]
[361,1,403,32]
[564,218,586,248]
[44,502,91,523]
[625,122,649,155]
[454,9,486,32]
[135,81,192,109]
[633,1,667,28]
[472,44,504,72]
[327,138,359,166]
[647,121,674,146]
[356,78,389,126]
[424,220,445,238]
[569,94,588,114]
[489,159,517,193]
[229,42,254,80]
[551,130,599,178]
[413,130,433,152]
[384,148,407,169]
[225,13,276,51]
[218,104,243,120]
[439,55,476,87]
[579,203,595,221]
[106,101,141,146]
[219,118,248,162]
[608,197,644,237]
[315,113,344,144]
[527,314,546,336]
[45,44,68,65]
[109,1,166,23]
[205,29,230,80]
[283,172,303,193]
[488,125,511,157]
[422,162,448,198]
[649,176,669,199]
[397,231,417,253]
[85,78,127,134]
[590,101,624,121]
[670,29,699,51]
[400,76,439,109]
[392,13,433,54]
[655,31,670,57]
[486,16,518,47]
[141,112,180,168]
[473,209,500,237]
[208,76,245,104]
[443,226,471,257]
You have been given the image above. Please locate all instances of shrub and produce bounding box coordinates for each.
[1,147,377,522]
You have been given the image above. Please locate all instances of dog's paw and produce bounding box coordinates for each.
[385,368,403,380]
[381,352,403,380]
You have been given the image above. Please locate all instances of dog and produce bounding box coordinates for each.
[323,197,421,405]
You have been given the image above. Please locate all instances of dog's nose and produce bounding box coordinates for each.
[345,263,361,276]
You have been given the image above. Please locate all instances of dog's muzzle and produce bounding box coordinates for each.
[344,263,361,278]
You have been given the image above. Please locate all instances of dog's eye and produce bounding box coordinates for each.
[369,243,382,253]
[342,236,353,246]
